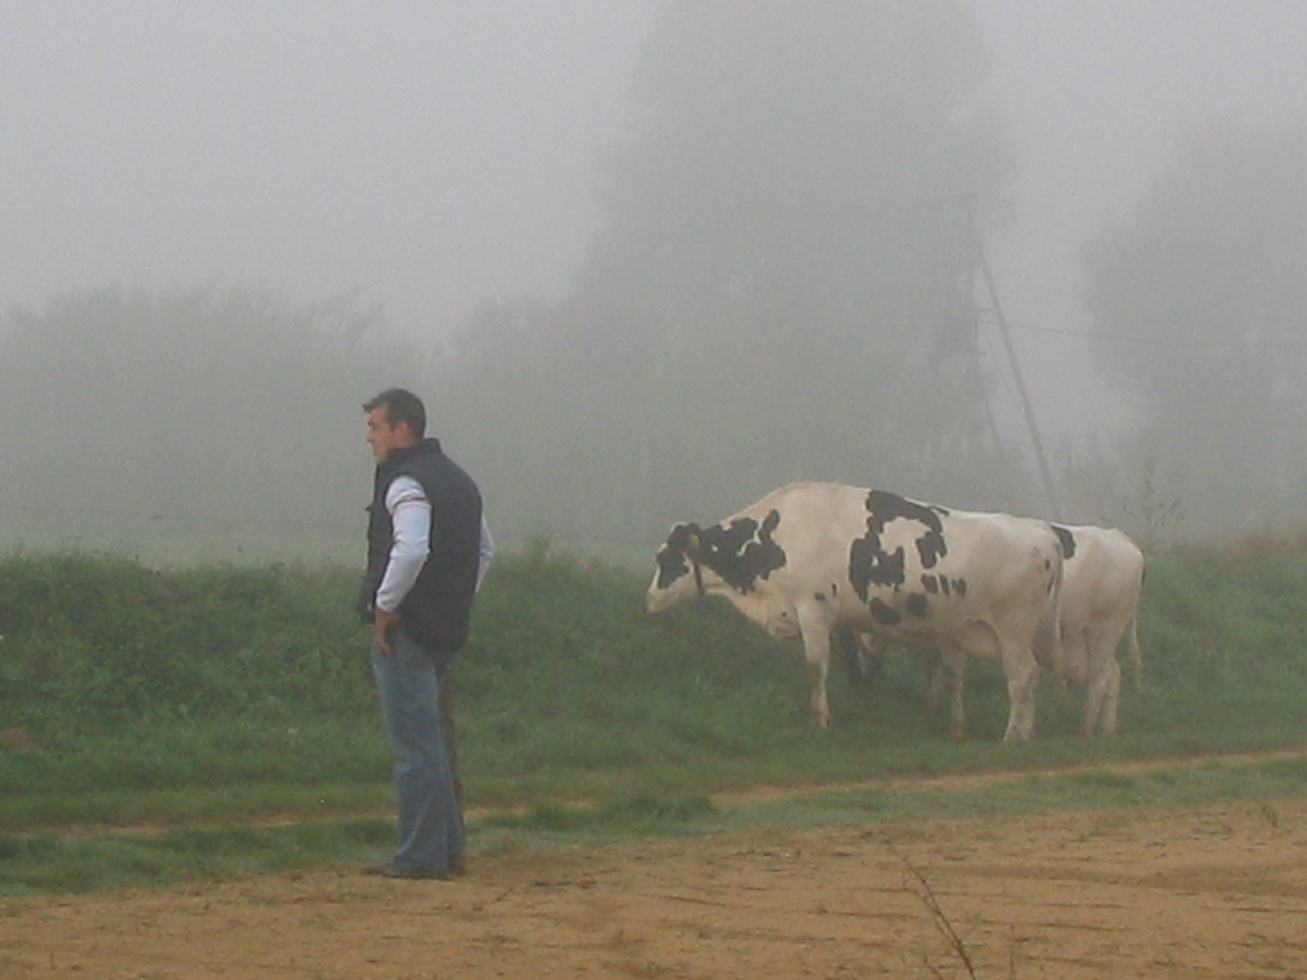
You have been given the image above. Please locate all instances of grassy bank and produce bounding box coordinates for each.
[2,538,1307,892]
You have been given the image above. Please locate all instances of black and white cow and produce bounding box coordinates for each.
[847,523,1145,736]
[645,483,1064,740]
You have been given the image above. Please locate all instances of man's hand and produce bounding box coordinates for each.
[373,608,400,655]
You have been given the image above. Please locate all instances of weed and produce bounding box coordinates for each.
[898,850,980,980]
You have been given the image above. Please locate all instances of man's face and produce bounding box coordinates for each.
[365,406,413,462]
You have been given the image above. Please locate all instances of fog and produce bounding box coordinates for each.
[3,2,1307,561]
[0,2,649,339]
[977,1,1307,437]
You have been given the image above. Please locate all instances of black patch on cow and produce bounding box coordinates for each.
[923,574,958,596]
[1051,524,1076,560]
[953,578,966,597]
[655,523,698,590]
[869,598,901,626]
[915,530,947,570]
[876,490,949,569]
[694,509,787,593]
[868,489,951,525]
[906,593,929,619]
[849,535,906,597]
[848,489,951,603]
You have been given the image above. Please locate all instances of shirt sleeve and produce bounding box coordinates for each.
[477,514,495,591]
[374,476,431,613]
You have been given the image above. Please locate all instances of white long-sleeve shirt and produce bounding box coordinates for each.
[374,475,496,614]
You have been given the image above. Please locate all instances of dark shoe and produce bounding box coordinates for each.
[362,862,448,880]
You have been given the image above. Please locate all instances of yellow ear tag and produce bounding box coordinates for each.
[686,532,701,556]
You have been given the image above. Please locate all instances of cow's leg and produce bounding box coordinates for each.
[797,612,833,727]
[939,649,968,738]
[839,629,884,687]
[1083,633,1122,736]
[853,631,886,685]
[923,648,945,709]
[999,643,1040,741]
[1084,657,1121,736]
[1098,657,1121,734]
[1060,628,1091,689]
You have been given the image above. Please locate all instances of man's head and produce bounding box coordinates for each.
[363,388,426,462]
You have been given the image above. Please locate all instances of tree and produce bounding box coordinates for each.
[443,1,1021,553]
[0,284,420,559]
[1083,121,1307,536]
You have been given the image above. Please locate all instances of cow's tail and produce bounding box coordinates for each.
[1127,558,1146,689]
[1126,612,1143,689]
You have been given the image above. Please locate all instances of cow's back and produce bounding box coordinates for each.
[832,494,1062,656]
[754,483,882,602]
[1061,527,1145,622]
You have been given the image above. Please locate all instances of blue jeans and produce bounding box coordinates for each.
[370,624,465,876]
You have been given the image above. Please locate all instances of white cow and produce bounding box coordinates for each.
[847,523,1145,736]
[1053,524,1145,735]
[645,483,1064,740]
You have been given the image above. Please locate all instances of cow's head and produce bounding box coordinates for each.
[645,511,787,613]
[645,522,704,613]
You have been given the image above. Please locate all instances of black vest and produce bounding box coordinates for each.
[357,438,483,655]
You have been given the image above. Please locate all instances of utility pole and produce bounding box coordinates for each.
[974,235,1063,521]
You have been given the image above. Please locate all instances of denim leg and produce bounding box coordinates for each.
[370,625,465,875]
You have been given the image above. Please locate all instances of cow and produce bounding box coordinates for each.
[1052,524,1145,735]
[645,482,1064,740]
[846,524,1145,736]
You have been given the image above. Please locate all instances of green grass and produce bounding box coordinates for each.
[3,539,1307,894]
[0,819,395,897]
[4,755,1306,897]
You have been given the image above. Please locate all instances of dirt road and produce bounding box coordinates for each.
[5,783,1307,979]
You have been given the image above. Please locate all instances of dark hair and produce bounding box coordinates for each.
[363,388,426,438]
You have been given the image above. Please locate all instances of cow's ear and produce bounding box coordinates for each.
[685,525,702,557]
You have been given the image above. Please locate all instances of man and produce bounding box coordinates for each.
[357,388,494,879]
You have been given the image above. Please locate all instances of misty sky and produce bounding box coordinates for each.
[4,1,1307,440]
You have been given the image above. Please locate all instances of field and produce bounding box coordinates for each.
[4,543,1307,976]
[6,755,1307,979]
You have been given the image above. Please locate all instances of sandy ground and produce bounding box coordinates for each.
[5,773,1307,980]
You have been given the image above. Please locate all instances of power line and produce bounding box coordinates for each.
[993,315,1307,353]
[0,502,355,531]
